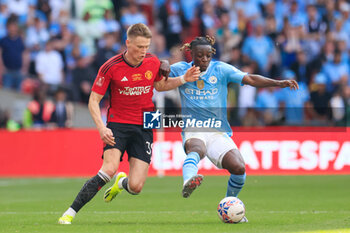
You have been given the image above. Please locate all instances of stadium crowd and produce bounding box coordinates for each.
[0,0,349,129]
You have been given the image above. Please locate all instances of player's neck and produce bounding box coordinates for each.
[124,51,142,67]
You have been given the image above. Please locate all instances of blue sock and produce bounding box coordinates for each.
[226,173,246,197]
[183,152,200,183]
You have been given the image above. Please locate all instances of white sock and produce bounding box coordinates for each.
[63,207,76,218]
[98,170,111,183]
[118,177,126,189]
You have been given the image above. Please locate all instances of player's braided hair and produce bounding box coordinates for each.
[180,35,216,54]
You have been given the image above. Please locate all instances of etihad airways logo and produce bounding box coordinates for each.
[118,86,151,95]
[185,88,218,95]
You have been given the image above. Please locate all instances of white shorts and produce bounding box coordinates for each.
[182,132,238,169]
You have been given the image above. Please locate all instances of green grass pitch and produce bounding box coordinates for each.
[0,175,349,233]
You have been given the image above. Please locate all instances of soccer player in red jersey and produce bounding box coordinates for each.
[58,23,200,224]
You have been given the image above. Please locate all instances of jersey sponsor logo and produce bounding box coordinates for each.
[132,73,142,81]
[121,76,128,81]
[185,88,218,96]
[197,80,205,89]
[118,86,151,95]
[145,70,153,80]
[209,76,217,84]
[96,75,105,86]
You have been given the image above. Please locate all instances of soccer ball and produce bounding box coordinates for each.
[217,196,245,223]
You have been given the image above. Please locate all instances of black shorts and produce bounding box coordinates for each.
[103,122,153,164]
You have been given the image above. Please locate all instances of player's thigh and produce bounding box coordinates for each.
[221,149,245,175]
[126,126,153,164]
[101,148,123,177]
[128,157,149,192]
[183,132,207,158]
[206,133,238,169]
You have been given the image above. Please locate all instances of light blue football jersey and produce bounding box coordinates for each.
[170,61,247,135]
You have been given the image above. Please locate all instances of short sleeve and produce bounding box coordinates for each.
[91,65,112,96]
[220,62,247,84]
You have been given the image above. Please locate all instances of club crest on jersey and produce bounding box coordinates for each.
[132,73,142,81]
[145,70,153,80]
[209,76,217,84]
[96,75,105,87]
[197,80,205,90]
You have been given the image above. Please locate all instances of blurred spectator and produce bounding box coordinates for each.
[265,15,279,42]
[0,3,9,39]
[136,0,154,26]
[99,9,121,35]
[309,73,332,124]
[255,86,281,125]
[36,0,51,22]
[237,66,257,120]
[158,0,184,50]
[71,56,96,103]
[48,0,65,23]
[35,38,64,93]
[82,0,114,22]
[235,0,260,22]
[25,17,49,50]
[7,0,29,24]
[75,12,102,55]
[322,0,339,31]
[49,87,73,128]
[322,50,349,94]
[148,26,169,59]
[65,34,90,70]
[329,88,346,125]
[306,4,326,35]
[280,26,303,67]
[277,70,310,125]
[216,11,241,61]
[0,108,9,128]
[200,0,220,32]
[179,0,200,23]
[95,32,120,69]
[287,1,307,28]
[0,17,29,90]
[242,19,275,75]
[264,1,283,31]
[290,50,312,85]
[24,87,54,128]
[120,2,148,39]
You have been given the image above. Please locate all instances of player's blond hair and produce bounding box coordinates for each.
[127,23,152,39]
[180,35,216,54]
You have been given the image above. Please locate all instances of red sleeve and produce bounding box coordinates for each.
[91,65,112,95]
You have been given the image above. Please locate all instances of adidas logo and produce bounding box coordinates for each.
[121,76,128,82]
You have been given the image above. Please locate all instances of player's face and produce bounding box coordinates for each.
[192,45,213,72]
[126,36,151,65]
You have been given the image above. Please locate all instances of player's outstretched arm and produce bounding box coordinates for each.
[242,74,299,90]
[88,91,115,146]
[154,66,200,91]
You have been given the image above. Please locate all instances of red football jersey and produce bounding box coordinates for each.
[91,52,162,125]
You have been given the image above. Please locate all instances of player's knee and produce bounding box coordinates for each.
[102,168,117,178]
[229,164,245,175]
[128,182,143,194]
[185,139,206,158]
[187,145,206,158]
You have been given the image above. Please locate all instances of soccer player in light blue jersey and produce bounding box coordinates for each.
[169,36,298,222]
